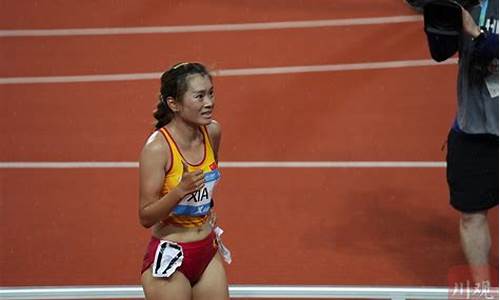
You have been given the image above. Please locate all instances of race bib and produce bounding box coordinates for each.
[172,169,221,216]
[152,241,183,278]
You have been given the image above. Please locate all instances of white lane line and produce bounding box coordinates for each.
[214,59,458,76]
[0,161,446,169]
[0,58,458,84]
[0,284,478,299]
[0,162,139,169]
[0,15,422,37]
[220,161,446,168]
[0,72,160,84]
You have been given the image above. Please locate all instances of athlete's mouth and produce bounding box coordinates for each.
[201,111,212,118]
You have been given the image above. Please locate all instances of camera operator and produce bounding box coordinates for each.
[424,0,498,285]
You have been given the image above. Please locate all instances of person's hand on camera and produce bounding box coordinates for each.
[461,7,482,38]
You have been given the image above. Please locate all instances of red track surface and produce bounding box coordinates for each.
[0,1,416,28]
[1,23,428,77]
[1,0,498,288]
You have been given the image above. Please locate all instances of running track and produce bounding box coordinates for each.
[1,0,498,288]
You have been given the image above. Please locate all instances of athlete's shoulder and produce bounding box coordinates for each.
[141,130,170,159]
[206,120,221,139]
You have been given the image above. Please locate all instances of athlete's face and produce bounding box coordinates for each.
[177,74,215,126]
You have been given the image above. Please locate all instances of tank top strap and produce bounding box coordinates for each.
[158,127,181,157]
[158,128,179,174]
[200,125,215,157]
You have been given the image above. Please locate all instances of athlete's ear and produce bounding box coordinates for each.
[166,96,181,112]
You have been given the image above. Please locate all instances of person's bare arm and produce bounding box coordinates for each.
[461,7,482,38]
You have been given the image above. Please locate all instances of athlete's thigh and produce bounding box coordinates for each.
[141,267,192,300]
[192,253,229,300]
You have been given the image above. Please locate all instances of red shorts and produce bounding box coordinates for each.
[141,231,218,285]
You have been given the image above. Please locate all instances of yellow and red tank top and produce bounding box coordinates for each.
[158,126,221,228]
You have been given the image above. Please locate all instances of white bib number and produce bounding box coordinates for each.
[152,241,183,278]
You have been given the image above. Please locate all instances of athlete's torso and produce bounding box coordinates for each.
[152,125,221,242]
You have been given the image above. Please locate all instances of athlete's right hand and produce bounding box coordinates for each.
[176,161,205,197]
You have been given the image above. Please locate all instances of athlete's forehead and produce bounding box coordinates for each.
[185,74,213,93]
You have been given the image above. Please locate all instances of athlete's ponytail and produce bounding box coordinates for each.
[153,62,212,129]
[153,95,173,129]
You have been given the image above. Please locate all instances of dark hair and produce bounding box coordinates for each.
[153,62,212,129]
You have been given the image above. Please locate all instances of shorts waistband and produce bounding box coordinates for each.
[450,128,499,142]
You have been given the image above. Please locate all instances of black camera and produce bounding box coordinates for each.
[423,0,465,61]
[406,0,480,10]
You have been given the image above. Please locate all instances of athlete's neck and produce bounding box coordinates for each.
[166,118,202,146]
